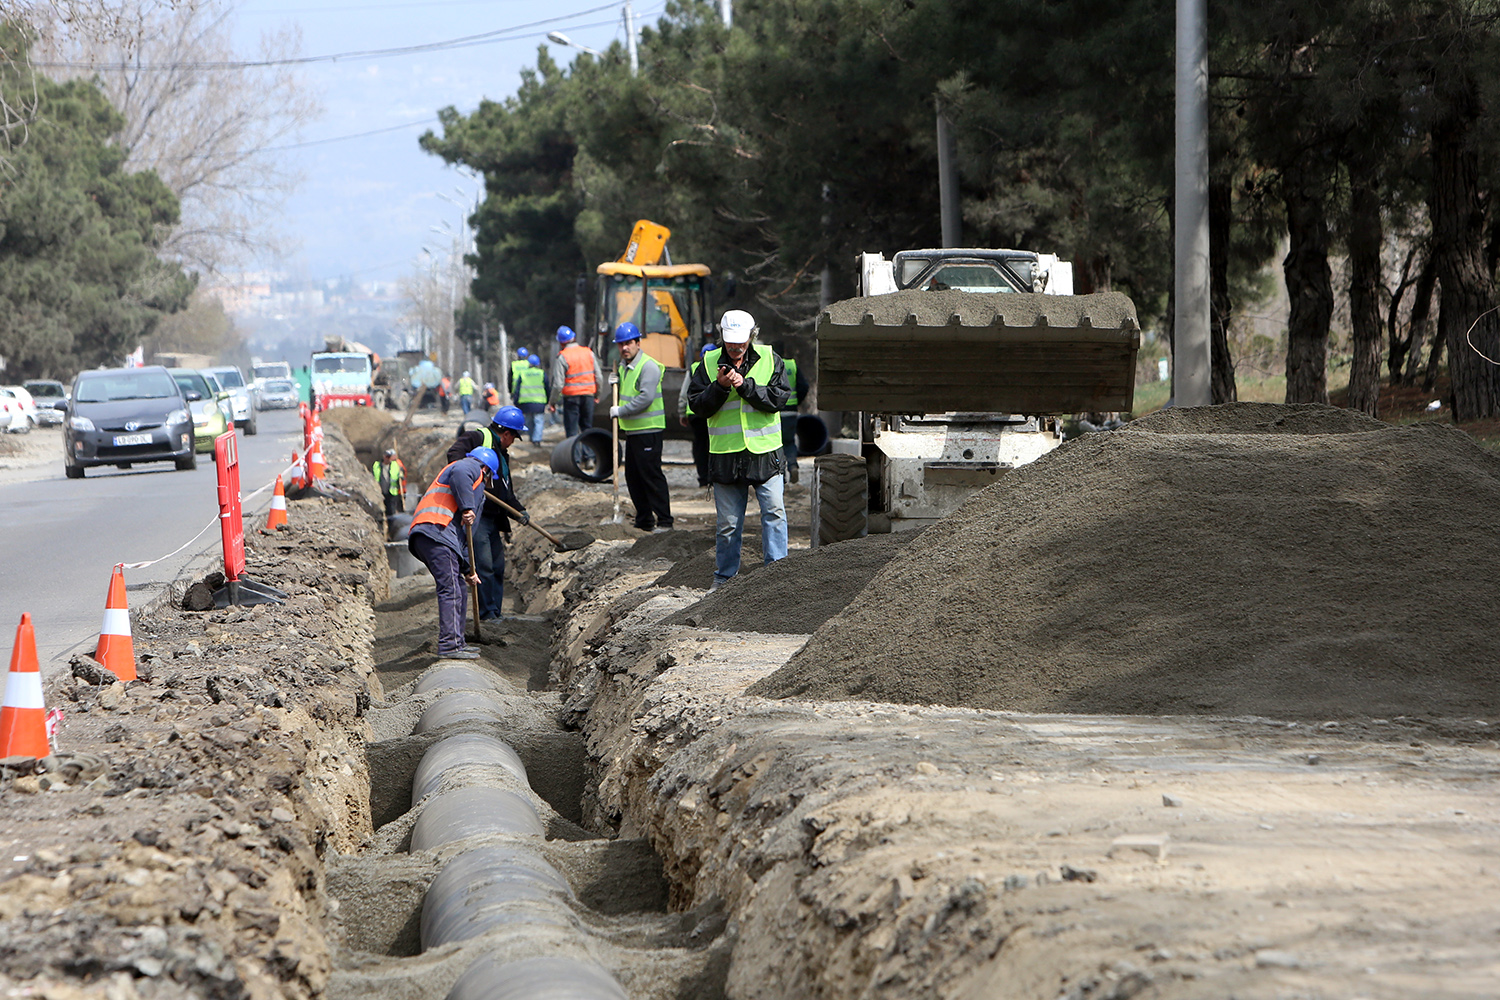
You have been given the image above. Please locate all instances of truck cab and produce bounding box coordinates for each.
[310,352,374,411]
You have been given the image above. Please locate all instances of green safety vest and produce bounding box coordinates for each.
[703,347,783,454]
[618,355,666,433]
[514,359,530,371]
[685,360,704,418]
[515,366,546,404]
[371,459,404,496]
[784,358,799,409]
[456,376,475,396]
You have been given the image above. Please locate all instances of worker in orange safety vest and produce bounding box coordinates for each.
[547,326,601,437]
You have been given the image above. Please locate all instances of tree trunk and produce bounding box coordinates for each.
[1430,94,1500,420]
[1282,166,1333,404]
[1422,320,1445,392]
[1346,177,1384,416]
[1209,177,1237,403]
[1399,252,1436,385]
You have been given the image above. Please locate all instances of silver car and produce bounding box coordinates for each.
[256,378,300,409]
[203,365,258,436]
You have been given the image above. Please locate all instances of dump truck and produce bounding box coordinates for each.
[591,220,714,431]
[812,247,1140,544]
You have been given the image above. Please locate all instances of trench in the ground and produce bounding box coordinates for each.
[321,577,730,1000]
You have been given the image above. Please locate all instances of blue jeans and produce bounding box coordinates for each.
[469,517,505,618]
[529,412,545,444]
[460,394,473,415]
[712,477,787,586]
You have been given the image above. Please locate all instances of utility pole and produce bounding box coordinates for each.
[718,0,731,27]
[1174,0,1211,407]
[936,99,961,248]
[624,2,638,77]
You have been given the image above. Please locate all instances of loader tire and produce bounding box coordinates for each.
[813,454,868,548]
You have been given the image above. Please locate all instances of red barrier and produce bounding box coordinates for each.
[211,431,287,608]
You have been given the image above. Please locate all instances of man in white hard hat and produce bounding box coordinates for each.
[686,309,791,589]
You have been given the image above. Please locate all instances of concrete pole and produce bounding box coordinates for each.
[718,0,731,27]
[624,2,638,77]
[1174,0,1211,407]
[936,101,961,248]
[498,324,511,405]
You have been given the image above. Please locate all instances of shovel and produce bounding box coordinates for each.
[465,519,482,642]
[485,489,595,552]
[610,372,622,524]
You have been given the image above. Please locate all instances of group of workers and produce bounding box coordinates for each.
[400,307,802,655]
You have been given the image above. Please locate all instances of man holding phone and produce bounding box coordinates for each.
[686,309,791,589]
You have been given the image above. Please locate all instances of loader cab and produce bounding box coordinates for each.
[595,262,712,370]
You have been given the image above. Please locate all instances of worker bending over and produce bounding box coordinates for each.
[609,322,673,532]
[687,309,790,589]
[407,448,495,659]
[448,405,530,620]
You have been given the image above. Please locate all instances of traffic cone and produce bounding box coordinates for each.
[1,614,51,759]
[308,436,325,480]
[266,475,288,529]
[95,565,137,682]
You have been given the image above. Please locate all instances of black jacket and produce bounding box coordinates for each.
[447,424,525,530]
[686,344,790,485]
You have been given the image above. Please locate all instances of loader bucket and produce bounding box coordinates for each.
[816,290,1140,415]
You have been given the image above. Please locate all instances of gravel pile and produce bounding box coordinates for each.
[750,404,1500,719]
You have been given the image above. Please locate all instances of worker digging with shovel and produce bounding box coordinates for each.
[447,405,530,622]
[407,447,501,659]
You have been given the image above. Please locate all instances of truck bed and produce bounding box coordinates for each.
[816,290,1140,415]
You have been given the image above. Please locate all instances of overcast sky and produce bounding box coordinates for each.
[230,0,660,285]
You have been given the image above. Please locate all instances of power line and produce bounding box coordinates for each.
[246,0,544,15]
[31,2,620,70]
[263,117,435,151]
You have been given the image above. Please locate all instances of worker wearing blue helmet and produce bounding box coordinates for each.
[549,325,601,436]
[510,351,549,445]
[408,447,496,658]
[446,404,530,621]
[610,322,673,532]
[677,340,716,488]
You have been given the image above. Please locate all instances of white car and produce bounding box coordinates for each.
[0,388,30,433]
[2,385,39,428]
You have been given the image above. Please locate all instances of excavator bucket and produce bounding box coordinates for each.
[619,220,672,266]
[816,290,1140,415]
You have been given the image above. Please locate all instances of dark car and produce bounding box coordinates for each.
[64,366,196,478]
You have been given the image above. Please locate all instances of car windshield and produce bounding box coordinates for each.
[75,371,179,403]
[313,355,369,374]
[253,364,290,380]
[170,372,210,398]
[211,368,245,388]
[264,380,295,392]
[23,381,64,397]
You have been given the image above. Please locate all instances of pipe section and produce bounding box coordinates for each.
[410,786,544,851]
[447,955,629,1000]
[416,690,510,733]
[421,846,577,949]
[414,665,506,695]
[412,732,529,801]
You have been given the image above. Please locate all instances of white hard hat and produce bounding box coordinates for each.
[463,370,471,377]
[720,309,757,344]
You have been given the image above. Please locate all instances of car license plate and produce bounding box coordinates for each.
[113,433,153,446]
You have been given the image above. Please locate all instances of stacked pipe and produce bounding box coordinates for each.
[409,666,627,1000]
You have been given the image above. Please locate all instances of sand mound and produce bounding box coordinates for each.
[629,529,715,565]
[1124,401,1386,436]
[750,404,1500,720]
[666,533,919,634]
[320,405,394,451]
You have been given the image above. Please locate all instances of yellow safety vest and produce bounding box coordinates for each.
[784,358,799,409]
[704,348,783,455]
[619,356,666,432]
[516,366,546,404]
[456,377,475,396]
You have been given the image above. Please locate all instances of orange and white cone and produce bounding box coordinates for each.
[95,565,137,682]
[308,436,326,480]
[1,614,51,758]
[266,475,289,529]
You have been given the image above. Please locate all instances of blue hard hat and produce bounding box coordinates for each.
[613,322,641,344]
[528,354,541,366]
[556,326,576,343]
[516,347,528,359]
[468,446,499,476]
[493,404,527,433]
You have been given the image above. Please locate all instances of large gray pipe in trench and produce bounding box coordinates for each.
[421,845,577,949]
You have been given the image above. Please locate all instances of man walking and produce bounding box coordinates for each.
[371,446,406,522]
[609,322,673,532]
[407,448,495,659]
[447,405,530,620]
[687,309,790,588]
[548,325,601,437]
[511,352,548,445]
[456,370,476,416]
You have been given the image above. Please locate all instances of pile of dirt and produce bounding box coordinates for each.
[665,533,919,633]
[629,528,715,565]
[320,405,394,454]
[751,403,1500,719]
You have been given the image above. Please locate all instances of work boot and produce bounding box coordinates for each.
[443,649,480,660]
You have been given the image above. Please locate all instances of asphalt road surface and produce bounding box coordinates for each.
[0,409,307,676]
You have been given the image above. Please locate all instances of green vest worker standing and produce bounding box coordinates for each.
[687,309,789,588]
[609,322,673,532]
[372,448,407,518]
[456,371,477,416]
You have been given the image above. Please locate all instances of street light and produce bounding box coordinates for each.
[546,31,602,57]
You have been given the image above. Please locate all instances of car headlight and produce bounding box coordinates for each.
[166,408,188,425]
[70,415,95,431]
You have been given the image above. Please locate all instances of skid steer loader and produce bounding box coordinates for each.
[811,248,1140,545]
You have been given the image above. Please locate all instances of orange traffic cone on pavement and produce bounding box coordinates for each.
[95,565,137,682]
[266,475,289,529]
[1,614,51,758]
[308,437,326,480]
